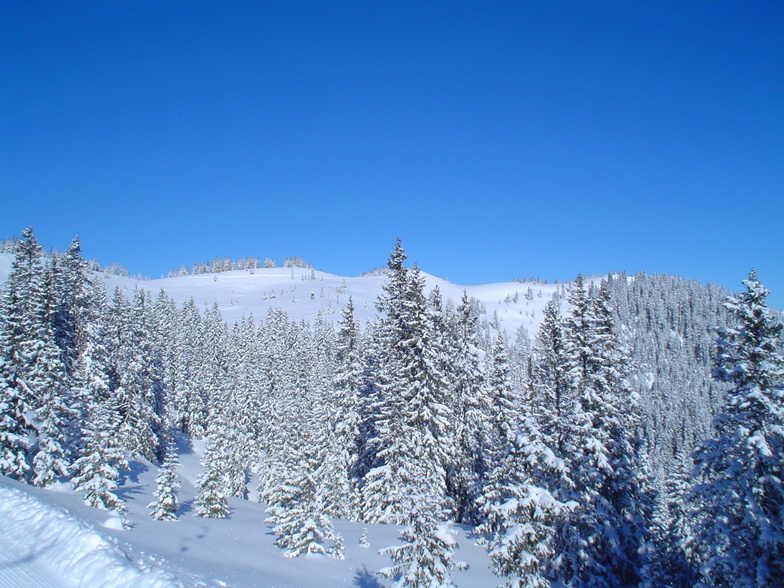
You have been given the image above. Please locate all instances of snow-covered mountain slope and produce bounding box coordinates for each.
[0,253,564,338]
[0,437,499,588]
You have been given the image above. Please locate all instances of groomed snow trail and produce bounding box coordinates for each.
[0,482,184,587]
[0,534,62,588]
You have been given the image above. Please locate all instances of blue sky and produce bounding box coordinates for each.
[1,1,782,306]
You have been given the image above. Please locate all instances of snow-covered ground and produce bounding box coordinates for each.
[104,266,561,339]
[0,252,565,338]
[0,435,499,587]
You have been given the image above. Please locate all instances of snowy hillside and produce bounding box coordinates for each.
[2,240,760,588]
[0,252,564,337]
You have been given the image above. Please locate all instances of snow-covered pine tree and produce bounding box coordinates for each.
[29,263,71,486]
[360,239,412,523]
[642,452,695,588]
[151,289,179,414]
[360,528,370,547]
[0,226,46,481]
[477,416,569,588]
[171,297,207,436]
[550,276,650,588]
[0,227,44,379]
[148,429,180,521]
[72,281,111,414]
[687,270,784,587]
[52,236,94,382]
[378,494,467,588]
[129,288,166,460]
[71,401,127,512]
[447,290,489,525]
[265,422,343,558]
[531,299,567,454]
[485,329,518,473]
[362,254,453,524]
[354,320,385,506]
[0,357,32,480]
[195,416,232,518]
[325,296,363,520]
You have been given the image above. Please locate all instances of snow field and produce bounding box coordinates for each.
[0,426,504,588]
[0,478,183,587]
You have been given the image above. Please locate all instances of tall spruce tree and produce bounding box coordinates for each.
[195,411,233,518]
[0,357,32,480]
[0,227,45,481]
[327,296,363,519]
[448,290,488,525]
[687,270,784,587]
[29,263,71,486]
[362,252,452,525]
[478,417,569,588]
[551,277,650,587]
[266,421,344,558]
[531,299,567,454]
[378,495,467,588]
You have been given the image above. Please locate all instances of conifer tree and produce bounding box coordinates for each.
[52,236,94,382]
[0,358,32,480]
[447,290,488,524]
[485,331,517,472]
[0,227,45,481]
[531,299,567,453]
[71,402,127,512]
[172,297,206,435]
[29,263,71,486]
[148,430,181,521]
[195,417,232,518]
[478,418,568,588]
[642,453,695,587]
[378,496,467,588]
[362,254,452,524]
[687,270,784,587]
[266,424,343,558]
[326,296,363,519]
[551,277,650,587]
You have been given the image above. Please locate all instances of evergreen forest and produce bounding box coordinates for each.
[1,228,782,588]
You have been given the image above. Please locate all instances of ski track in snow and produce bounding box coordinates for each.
[0,534,62,588]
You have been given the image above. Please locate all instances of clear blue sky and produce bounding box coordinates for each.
[1,1,782,307]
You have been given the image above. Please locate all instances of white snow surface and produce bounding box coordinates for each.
[0,253,567,338]
[0,477,183,587]
[0,435,500,587]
